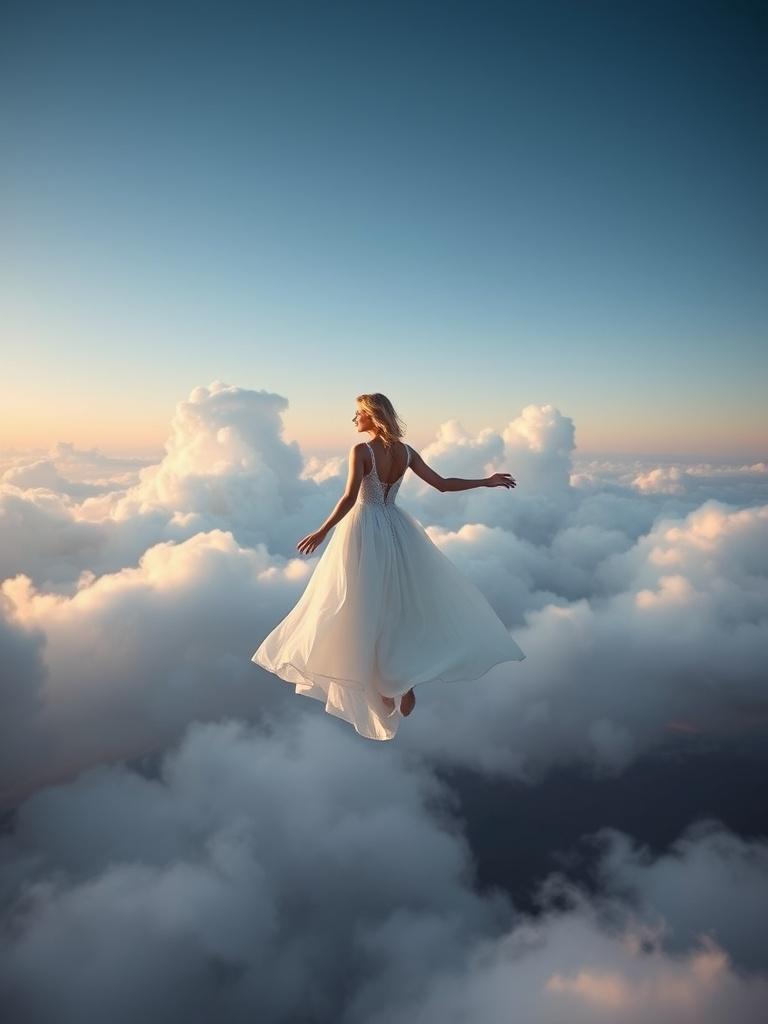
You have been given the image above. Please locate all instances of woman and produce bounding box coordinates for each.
[251,393,526,740]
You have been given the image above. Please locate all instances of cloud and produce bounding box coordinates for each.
[0,384,327,585]
[0,441,150,493]
[0,719,766,1023]
[0,484,111,587]
[0,594,48,792]
[0,717,504,1023]
[403,498,768,778]
[0,529,303,806]
[103,381,313,542]
[593,819,768,972]
[572,456,768,509]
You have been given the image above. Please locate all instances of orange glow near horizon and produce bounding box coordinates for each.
[0,401,765,460]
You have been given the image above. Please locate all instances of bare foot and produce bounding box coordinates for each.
[400,688,416,716]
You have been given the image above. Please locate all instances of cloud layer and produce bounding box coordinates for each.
[1,718,766,1023]
[1,380,766,1020]
[1,382,766,799]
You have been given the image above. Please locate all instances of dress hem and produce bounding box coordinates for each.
[251,649,526,695]
[251,647,527,742]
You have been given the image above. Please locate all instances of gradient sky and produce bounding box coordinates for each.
[2,0,766,458]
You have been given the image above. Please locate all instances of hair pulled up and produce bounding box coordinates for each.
[356,393,407,449]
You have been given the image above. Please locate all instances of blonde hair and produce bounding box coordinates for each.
[356,393,407,449]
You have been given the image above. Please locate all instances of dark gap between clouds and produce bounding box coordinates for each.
[438,732,768,913]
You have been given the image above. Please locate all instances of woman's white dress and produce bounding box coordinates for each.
[251,440,526,740]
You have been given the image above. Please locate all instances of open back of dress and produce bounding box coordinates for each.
[360,440,410,505]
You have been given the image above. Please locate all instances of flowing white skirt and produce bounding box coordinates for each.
[251,501,526,740]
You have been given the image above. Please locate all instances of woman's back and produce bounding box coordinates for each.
[358,439,410,507]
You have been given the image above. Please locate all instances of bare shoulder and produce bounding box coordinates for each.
[350,441,370,468]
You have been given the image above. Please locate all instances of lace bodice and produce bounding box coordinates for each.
[358,441,411,507]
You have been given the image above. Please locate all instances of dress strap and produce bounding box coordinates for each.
[404,442,410,467]
[365,440,376,475]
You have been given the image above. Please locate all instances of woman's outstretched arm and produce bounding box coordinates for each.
[442,474,516,491]
[408,447,516,492]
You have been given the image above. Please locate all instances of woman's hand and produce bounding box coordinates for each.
[487,472,517,489]
[297,528,328,555]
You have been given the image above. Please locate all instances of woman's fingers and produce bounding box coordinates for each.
[491,472,517,488]
[297,534,318,554]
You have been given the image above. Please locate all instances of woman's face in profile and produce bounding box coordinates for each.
[353,407,373,432]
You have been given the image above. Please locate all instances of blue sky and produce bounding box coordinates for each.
[2,0,766,456]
